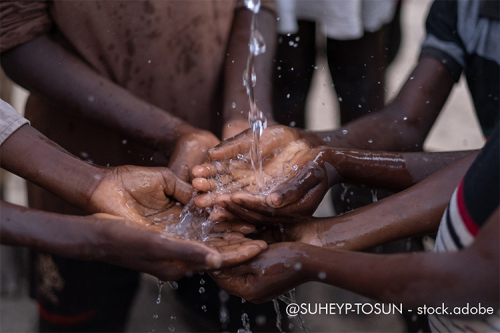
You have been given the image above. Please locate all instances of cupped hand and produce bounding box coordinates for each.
[211,242,308,303]
[193,143,341,223]
[208,124,322,162]
[91,212,267,281]
[168,129,221,182]
[87,165,193,224]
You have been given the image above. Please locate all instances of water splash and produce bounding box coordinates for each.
[156,280,164,304]
[238,312,252,333]
[272,299,283,332]
[277,289,308,332]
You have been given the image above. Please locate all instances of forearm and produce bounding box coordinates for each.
[325,148,477,190]
[1,35,195,150]
[0,201,99,260]
[0,125,102,210]
[300,241,498,310]
[314,57,455,151]
[314,153,476,250]
[223,8,276,123]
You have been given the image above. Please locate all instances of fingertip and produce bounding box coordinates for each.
[194,194,210,208]
[191,165,206,178]
[267,192,283,208]
[254,240,268,250]
[192,178,210,192]
[206,251,222,269]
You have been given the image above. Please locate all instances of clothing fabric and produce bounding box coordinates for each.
[420,0,500,137]
[0,98,29,145]
[429,125,500,332]
[0,1,275,331]
[274,0,397,40]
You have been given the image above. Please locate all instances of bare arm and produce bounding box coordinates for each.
[0,124,192,223]
[316,57,456,151]
[304,153,477,250]
[0,201,267,280]
[1,35,220,180]
[213,208,499,309]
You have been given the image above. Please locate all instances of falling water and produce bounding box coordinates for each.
[276,289,308,332]
[156,280,164,304]
[243,0,267,188]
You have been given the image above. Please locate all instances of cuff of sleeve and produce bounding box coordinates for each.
[419,47,463,82]
[0,117,29,145]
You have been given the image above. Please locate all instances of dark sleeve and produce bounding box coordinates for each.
[0,1,52,53]
[419,0,465,82]
[463,124,499,227]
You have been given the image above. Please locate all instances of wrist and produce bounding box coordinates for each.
[290,242,317,282]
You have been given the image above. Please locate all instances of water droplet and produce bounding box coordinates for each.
[255,315,267,325]
[342,129,348,134]
[323,136,331,142]
[290,67,294,71]
[410,76,414,80]
[232,102,236,108]
[148,60,151,63]
[200,278,205,285]
[249,30,266,55]
[338,97,343,102]
[286,94,290,99]
[228,124,232,127]
[153,314,158,319]
[122,139,127,144]
[244,0,261,13]
[199,287,205,293]
[288,40,294,46]
[168,325,175,332]
[358,104,362,108]
[291,165,298,171]
[294,262,302,270]
[403,117,408,121]
[318,271,326,279]
[277,66,281,70]
[289,121,296,127]
[201,305,207,312]
[368,139,373,143]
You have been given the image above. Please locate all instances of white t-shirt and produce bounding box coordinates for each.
[0,99,29,145]
[275,0,397,40]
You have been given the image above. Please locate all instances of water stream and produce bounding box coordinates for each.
[243,0,267,188]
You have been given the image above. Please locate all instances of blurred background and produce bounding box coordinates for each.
[0,0,484,332]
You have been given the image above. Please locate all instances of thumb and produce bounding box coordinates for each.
[266,167,323,208]
[159,167,194,205]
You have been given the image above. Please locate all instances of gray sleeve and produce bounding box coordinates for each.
[0,98,29,145]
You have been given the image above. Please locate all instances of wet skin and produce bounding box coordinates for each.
[211,153,477,251]
[1,7,276,183]
[0,124,267,278]
[192,133,476,223]
[1,201,267,281]
[212,207,499,310]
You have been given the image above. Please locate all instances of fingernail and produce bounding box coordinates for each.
[269,193,282,207]
[206,253,221,269]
